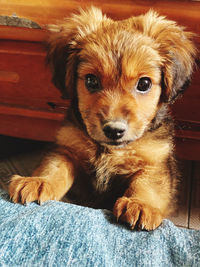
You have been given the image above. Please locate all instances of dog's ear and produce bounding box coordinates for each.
[134,11,197,103]
[46,7,107,99]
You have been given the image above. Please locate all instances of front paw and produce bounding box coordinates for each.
[113,197,163,231]
[9,175,56,204]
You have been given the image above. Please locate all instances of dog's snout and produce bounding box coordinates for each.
[103,121,127,140]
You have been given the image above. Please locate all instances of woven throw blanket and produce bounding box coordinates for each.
[0,189,199,267]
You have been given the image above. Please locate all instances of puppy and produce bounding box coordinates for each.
[9,7,196,230]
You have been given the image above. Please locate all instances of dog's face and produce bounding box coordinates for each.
[47,7,196,147]
[77,29,162,147]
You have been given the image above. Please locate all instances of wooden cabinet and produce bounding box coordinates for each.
[0,0,199,160]
[0,26,68,141]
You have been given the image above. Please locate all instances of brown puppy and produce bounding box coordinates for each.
[9,7,196,230]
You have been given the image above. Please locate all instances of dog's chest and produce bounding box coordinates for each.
[89,148,143,193]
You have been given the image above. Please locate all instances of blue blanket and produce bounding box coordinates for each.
[0,189,199,267]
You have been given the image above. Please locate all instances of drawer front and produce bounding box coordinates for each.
[0,40,68,112]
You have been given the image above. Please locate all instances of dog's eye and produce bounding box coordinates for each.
[136,77,152,93]
[85,74,101,93]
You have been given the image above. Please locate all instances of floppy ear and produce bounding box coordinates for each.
[46,7,107,99]
[46,37,77,99]
[135,11,197,103]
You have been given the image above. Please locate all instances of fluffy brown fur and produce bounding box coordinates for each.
[9,7,196,230]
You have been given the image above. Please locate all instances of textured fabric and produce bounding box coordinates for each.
[0,189,199,267]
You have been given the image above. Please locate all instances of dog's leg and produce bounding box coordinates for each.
[113,165,175,230]
[9,153,75,204]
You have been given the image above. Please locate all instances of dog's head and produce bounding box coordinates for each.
[47,7,196,147]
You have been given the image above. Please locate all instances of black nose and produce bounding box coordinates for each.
[103,121,127,140]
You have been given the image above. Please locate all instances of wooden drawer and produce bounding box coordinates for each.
[0,39,67,112]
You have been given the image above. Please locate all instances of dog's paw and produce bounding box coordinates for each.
[113,197,163,231]
[9,175,56,204]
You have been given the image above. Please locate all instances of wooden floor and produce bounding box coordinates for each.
[0,135,199,229]
[170,160,200,229]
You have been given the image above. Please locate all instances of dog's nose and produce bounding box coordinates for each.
[103,121,127,140]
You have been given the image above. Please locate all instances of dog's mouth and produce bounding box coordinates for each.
[101,140,133,148]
